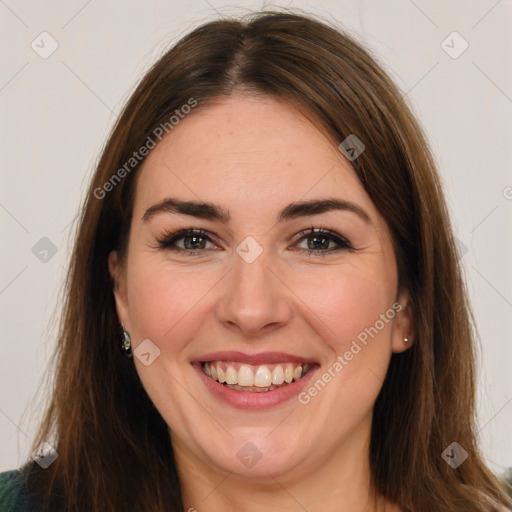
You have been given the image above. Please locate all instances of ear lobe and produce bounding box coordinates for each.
[392,290,415,354]
[108,250,129,327]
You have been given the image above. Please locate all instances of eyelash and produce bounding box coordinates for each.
[156,226,353,257]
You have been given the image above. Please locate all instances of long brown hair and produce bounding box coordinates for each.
[23,10,511,512]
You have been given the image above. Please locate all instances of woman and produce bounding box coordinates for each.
[1,10,510,512]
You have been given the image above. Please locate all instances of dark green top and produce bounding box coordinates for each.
[0,470,31,511]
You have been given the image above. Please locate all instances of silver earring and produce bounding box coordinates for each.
[119,324,132,358]
[403,337,409,343]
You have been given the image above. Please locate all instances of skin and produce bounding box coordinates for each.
[109,93,414,512]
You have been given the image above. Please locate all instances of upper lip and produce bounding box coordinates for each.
[192,351,318,365]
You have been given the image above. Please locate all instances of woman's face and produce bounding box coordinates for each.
[109,93,413,482]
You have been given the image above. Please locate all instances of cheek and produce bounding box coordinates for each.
[125,253,219,344]
[291,265,396,356]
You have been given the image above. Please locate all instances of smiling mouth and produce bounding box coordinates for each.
[201,361,314,392]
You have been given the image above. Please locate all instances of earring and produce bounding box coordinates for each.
[403,337,409,343]
[119,324,133,358]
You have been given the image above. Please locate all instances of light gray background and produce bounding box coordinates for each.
[1,0,511,475]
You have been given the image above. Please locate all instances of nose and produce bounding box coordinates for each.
[216,249,293,337]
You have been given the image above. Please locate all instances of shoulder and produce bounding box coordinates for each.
[0,470,31,511]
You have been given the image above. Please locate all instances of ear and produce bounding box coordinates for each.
[391,288,415,353]
[108,250,130,329]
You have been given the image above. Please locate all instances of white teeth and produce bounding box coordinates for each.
[203,361,311,389]
[225,365,238,385]
[238,365,254,386]
[254,365,271,387]
[271,365,285,385]
[284,363,294,383]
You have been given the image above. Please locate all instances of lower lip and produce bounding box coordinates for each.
[192,363,319,410]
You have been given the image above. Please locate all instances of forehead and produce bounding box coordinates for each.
[133,93,376,221]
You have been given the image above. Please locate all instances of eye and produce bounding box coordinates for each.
[293,227,353,257]
[157,229,218,255]
[155,226,353,257]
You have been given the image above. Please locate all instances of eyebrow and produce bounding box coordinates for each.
[141,197,371,224]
